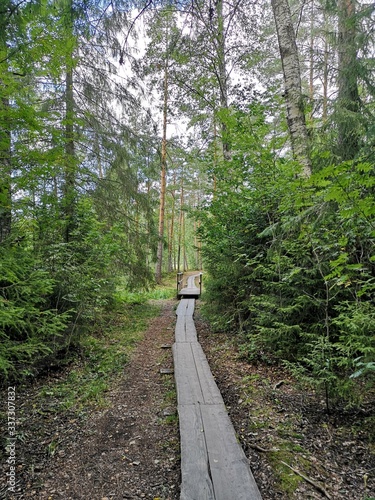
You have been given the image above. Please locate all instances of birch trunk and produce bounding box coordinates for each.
[309,0,314,119]
[216,0,231,161]
[322,12,329,122]
[271,0,312,177]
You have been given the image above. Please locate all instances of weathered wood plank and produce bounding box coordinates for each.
[201,404,263,500]
[175,316,187,343]
[186,299,195,317]
[186,275,197,288]
[178,290,200,299]
[160,367,174,374]
[176,298,197,342]
[179,403,215,500]
[173,343,204,405]
[178,275,201,299]
[185,317,198,342]
[173,285,262,500]
[191,343,224,405]
[176,299,189,316]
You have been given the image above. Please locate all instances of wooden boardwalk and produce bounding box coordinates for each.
[173,275,262,500]
[177,274,202,299]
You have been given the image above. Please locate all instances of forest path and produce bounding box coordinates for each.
[1,291,373,499]
[0,300,180,499]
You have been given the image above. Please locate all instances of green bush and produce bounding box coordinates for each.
[0,245,70,380]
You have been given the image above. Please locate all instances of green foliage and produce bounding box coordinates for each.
[351,359,375,379]
[0,0,158,382]
[197,101,375,408]
[43,197,119,318]
[0,245,70,380]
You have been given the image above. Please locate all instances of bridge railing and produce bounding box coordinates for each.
[176,272,184,298]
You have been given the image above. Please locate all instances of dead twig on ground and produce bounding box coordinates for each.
[280,460,332,500]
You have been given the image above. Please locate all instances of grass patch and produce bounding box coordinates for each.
[269,452,304,494]
[38,295,162,414]
[115,273,177,304]
[267,443,312,495]
[164,414,178,425]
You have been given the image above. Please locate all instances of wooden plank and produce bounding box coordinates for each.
[186,299,195,317]
[173,343,204,405]
[176,299,189,316]
[191,343,224,405]
[178,290,200,299]
[176,298,197,343]
[175,315,187,343]
[185,317,197,342]
[178,403,215,500]
[178,276,200,299]
[186,275,197,288]
[201,404,263,500]
[173,280,262,500]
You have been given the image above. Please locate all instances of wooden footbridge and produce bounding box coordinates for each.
[177,272,203,299]
[172,273,262,500]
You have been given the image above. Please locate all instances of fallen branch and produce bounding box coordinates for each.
[280,461,332,500]
[249,443,279,453]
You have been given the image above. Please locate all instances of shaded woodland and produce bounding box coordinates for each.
[0,0,374,412]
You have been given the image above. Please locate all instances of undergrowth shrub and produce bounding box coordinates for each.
[0,245,70,380]
[197,104,375,411]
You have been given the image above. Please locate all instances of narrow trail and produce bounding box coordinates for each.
[2,283,372,499]
[0,300,180,500]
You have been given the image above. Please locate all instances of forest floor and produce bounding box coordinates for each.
[1,296,375,499]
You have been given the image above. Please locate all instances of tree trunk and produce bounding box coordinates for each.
[213,118,218,196]
[215,0,231,161]
[63,65,76,242]
[309,0,314,119]
[155,59,168,283]
[168,169,176,273]
[337,0,359,160]
[0,91,11,243]
[0,24,11,243]
[177,171,184,272]
[63,1,76,243]
[182,203,187,271]
[271,0,312,177]
[322,11,329,122]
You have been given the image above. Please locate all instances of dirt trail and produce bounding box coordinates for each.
[1,300,180,500]
[1,297,374,499]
